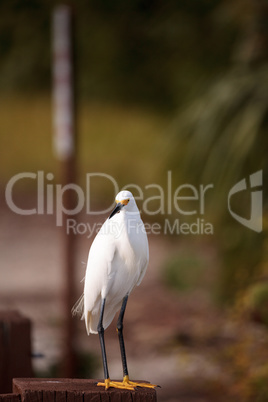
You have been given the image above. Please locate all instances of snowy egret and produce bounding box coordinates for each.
[73,190,157,390]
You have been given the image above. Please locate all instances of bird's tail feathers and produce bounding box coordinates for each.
[84,304,119,335]
[71,294,84,319]
[85,311,98,335]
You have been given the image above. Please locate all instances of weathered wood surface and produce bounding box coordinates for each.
[0,311,33,393]
[13,378,157,402]
[0,394,20,402]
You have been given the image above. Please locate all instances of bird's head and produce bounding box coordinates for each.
[109,190,138,219]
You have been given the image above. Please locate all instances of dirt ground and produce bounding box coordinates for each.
[0,198,236,402]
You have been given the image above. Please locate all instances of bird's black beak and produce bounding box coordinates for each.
[109,202,124,219]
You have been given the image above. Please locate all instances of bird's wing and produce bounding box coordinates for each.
[136,223,149,287]
[83,219,118,333]
[85,220,116,289]
[136,254,149,286]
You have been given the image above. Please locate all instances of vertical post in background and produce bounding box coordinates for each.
[52,5,77,378]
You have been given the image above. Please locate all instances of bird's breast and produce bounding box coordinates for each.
[116,225,147,276]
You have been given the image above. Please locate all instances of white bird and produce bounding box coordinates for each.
[73,190,157,390]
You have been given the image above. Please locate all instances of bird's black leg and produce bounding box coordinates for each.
[97,297,135,390]
[97,298,109,382]
[117,294,129,379]
[97,295,157,390]
[116,295,159,390]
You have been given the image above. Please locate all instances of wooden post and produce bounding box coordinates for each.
[12,379,157,402]
[0,394,20,402]
[52,5,77,377]
[0,311,33,394]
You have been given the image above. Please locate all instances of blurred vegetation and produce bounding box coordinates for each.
[241,280,268,329]
[0,95,166,192]
[162,251,209,293]
[165,0,268,304]
[34,350,99,379]
[166,66,268,303]
[226,326,268,402]
[223,291,268,402]
[0,0,237,109]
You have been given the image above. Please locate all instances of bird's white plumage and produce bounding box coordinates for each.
[74,190,149,335]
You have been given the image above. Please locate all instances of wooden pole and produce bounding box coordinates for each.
[52,5,77,377]
[0,311,33,393]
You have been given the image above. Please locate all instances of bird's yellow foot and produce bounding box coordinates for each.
[97,378,135,390]
[121,375,158,389]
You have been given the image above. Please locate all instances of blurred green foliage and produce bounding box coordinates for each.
[162,252,208,292]
[249,365,268,402]
[0,0,237,109]
[243,281,268,327]
[35,351,98,379]
[165,66,268,303]
[225,292,268,402]
[164,0,268,303]
[0,96,166,189]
